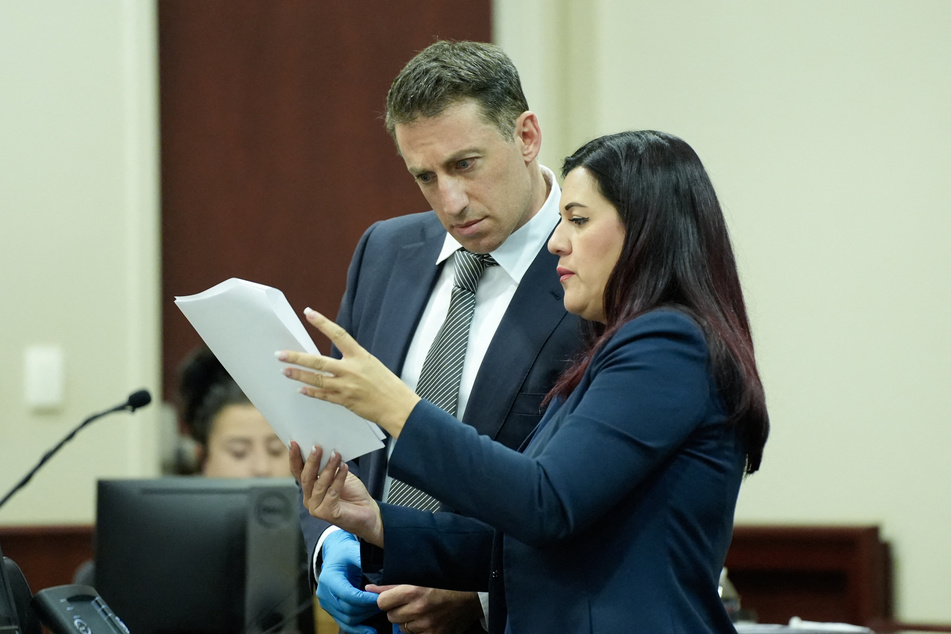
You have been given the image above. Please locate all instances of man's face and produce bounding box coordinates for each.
[395,100,538,254]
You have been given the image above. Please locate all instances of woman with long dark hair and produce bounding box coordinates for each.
[280,130,769,633]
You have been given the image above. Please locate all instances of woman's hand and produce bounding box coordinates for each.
[290,441,384,547]
[278,308,420,438]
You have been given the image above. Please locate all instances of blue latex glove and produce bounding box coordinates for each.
[317,530,381,634]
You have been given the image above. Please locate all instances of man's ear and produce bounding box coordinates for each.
[514,111,542,165]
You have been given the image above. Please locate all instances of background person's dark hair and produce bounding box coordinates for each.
[549,130,769,474]
[178,347,251,447]
[385,40,529,141]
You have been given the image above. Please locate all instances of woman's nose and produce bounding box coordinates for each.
[249,449,271,476]
[548,219,569,255]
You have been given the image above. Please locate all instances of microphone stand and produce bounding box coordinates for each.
[0,390,151,511]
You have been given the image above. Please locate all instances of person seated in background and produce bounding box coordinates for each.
[74,347,290,586]
[283,130,770,633]
[178,346,291,479]
[178,348,316,632]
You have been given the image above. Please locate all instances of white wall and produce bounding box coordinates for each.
[0,1,162,524]
[498,0,951,623]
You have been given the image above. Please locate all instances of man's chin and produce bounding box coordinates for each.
[452,233,504,255]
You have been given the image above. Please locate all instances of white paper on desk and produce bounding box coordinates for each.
[174,278,384,468]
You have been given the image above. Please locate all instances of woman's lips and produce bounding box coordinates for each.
[556,266,574,283]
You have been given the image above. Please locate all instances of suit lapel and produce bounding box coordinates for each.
[373,218,444,374]
[463,245,567,437]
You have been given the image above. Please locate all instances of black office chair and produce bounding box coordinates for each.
[1,551,42,634]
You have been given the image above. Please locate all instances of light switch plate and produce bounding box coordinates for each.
[25,345,65,411]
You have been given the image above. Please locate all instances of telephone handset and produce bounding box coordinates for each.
[30,585,129,634]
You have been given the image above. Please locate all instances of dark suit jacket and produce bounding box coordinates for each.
[297,212,584,608]
[375,310,745,633]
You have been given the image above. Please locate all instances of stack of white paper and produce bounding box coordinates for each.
[174,278,384,468]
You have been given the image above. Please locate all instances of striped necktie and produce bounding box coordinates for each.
[386,249,498,512]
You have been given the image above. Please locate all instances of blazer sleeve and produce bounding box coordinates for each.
[388,310,718,548]
[366,503,494,591]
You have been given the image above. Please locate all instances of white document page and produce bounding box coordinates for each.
[174,278,384,468]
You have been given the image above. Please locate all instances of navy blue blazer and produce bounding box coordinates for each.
[376,310,745,633]
[298,211,584,566]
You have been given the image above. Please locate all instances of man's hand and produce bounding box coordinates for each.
[367,584,483,634]
[316,530,381,634]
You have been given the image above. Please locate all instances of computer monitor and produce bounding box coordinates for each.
[94,477,312,634]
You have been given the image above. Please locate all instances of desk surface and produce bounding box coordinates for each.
[737,622,873,633]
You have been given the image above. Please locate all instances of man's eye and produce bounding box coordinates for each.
[416,173,433,184]
[456,158,473,170]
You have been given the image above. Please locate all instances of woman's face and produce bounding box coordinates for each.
[548,167,626,323]
[201,404,290,478]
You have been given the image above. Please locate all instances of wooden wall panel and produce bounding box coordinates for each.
[725,524,892,626]
[0,525,93,595]
[159,1,491,405]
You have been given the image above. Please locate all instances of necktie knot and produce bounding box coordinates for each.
[454,250,497,293]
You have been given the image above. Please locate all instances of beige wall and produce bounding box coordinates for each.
[498,0,951,623]
[0,1,162,523]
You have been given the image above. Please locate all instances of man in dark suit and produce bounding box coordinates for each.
[299,40,583,634]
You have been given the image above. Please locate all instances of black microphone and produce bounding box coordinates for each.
[126,389,152,411]
[0,389,152,511]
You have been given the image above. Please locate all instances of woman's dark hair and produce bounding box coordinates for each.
[549,131,769,474]
[177,347,250,447]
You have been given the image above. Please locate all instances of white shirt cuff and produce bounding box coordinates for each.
[312,525,342,581]
[478,591,490,630]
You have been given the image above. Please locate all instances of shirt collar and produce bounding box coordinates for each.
[436,165,561,283]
